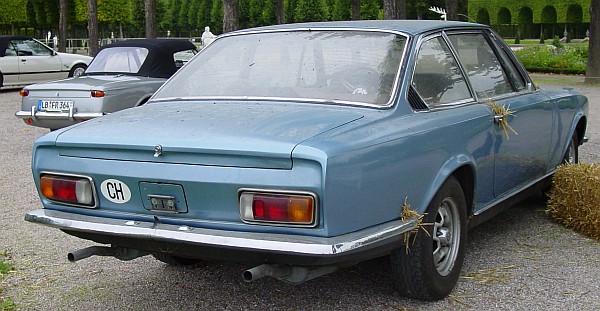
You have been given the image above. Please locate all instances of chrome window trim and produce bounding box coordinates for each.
[153,27,411,110]
[39,171,98,209]
[238,188,319,228]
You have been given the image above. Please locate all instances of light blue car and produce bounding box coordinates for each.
[25,20,588,300]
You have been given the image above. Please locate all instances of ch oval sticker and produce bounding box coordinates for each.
[100,179,132,204]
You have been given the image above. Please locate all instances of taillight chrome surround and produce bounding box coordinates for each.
[239,188,318,227]
[39,172,97,208]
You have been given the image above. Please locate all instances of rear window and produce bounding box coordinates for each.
[154,30,407,107]
[86,47,149,74]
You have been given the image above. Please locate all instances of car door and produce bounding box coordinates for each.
[12,38,64,84]
[446,30,554,198]
[0,40,20,86]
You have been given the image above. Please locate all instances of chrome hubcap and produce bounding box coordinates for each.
[432,197,460,276]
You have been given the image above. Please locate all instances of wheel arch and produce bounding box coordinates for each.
[135,95,152,107]
[451,165,475,219]
[575,115,587,145]
[422,155,475,217]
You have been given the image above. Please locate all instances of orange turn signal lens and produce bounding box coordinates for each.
[91,90,105,98]
[240,191,316,226]
[19,89,29,97]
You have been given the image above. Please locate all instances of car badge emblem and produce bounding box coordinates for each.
[55,92,60,97]
[154,145,163,157]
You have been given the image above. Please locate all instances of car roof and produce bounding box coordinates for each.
[94,39,197,78]
[228,20,486,36]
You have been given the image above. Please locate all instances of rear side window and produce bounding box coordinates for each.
[447,33,514,99]
[412,36,472,106]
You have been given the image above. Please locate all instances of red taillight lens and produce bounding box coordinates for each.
[19,89,29,97]
[91,90,105,98]
[40,174,94,206]
[240,192,316,226]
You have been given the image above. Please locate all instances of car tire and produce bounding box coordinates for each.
[0,72,3,90]
[69,64,87,77]
[152,253,202,266]
[390,175,467,301]
[562,132,579,164]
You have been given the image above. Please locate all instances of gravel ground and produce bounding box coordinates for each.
[1,74,599,310]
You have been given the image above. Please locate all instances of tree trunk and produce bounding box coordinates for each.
[446,0,458,21]
[145,0,157,39]
[397,0,406,19]
[59,0,67,52]
[87,0,99,57]
[383,0,396,19]
[586,0,600,84]
[222,0,239,33]
[352,0,360,20]
[276,0,285,24]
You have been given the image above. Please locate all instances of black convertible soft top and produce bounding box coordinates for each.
[0,36,36,57]
[92,39,197,78]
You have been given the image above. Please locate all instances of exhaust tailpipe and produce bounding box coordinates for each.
[243,264,293,282]
[243,264,338,284]
[68,246,148,262]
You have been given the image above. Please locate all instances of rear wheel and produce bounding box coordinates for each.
[152,253,202,266]
[390,176,467,300]
[562,132,579,164]
[69,64,87,77]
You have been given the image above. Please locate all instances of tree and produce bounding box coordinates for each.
[383,0,396,19]
[87,0,99,56]
[383,0,405,19]
[446,0,457,21]
[352,0,360,20]
[275,0,284,24]
[295,0,328,22]
[59,0,67,52]
[145,0,157,38]
[222,0,238,33]
[586,0,600,84]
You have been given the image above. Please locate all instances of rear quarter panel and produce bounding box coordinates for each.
[297,102,495,236]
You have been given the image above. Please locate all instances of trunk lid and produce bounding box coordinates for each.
[55,101,363,169]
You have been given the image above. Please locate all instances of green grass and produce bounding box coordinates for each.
[0,250,16,311]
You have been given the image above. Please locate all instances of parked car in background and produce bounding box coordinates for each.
[0,36,92,90]
[24,21,588,300]
[15,39,197,130]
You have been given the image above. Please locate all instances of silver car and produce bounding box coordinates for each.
[15,39,197,130]
[0,36,92,89]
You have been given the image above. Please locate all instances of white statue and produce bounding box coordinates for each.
[201,26,216,46]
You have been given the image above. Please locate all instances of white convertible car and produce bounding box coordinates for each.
[0,35,92,90]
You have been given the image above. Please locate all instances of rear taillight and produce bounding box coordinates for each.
[40,174,95,207]
[19,89,29,97]
[91,90,105,98]
[239,191,316,226]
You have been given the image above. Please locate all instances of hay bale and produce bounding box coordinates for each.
[546,163,600,241]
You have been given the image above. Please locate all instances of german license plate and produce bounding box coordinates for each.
[37,100,74,112]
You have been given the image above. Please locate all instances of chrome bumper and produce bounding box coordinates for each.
[25,209,417,258]
[15,106,103,121]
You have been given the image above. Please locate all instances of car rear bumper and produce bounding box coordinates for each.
[25,209,418,265]
[15,106,104,121]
